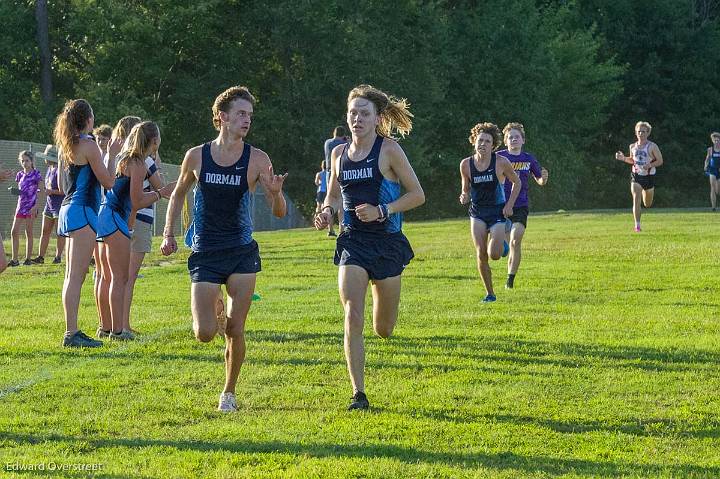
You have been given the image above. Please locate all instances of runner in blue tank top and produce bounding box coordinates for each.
[497,122,549,289]
[97,122,174,341]
[161,86,288,413]
[459,122,521,303]
[615,121,664,232]
[314,84,425,411]
[95,116,140,340]
[704,132,720,211]
[54,99,115,348]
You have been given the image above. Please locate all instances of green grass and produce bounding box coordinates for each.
[1,209,719,478]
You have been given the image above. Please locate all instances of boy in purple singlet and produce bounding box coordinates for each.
[497,123,548,289]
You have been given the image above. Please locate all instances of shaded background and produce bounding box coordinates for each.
[2,0,719,221]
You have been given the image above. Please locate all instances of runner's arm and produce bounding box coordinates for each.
[705,148,711,170]
[459,159,471,205]
[163,148,199,238]
[384,141,425,215]
[648,144,664,169]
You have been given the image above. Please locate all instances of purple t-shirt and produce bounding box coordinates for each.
[44,166,63,214]
[15,169,42,215]
[497,149,542,208]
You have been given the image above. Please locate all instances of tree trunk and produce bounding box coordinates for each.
[36,0,53,103]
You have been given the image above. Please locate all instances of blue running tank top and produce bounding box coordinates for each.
[338,135,402,233]
[102,174,132,222]
[190,142,253,252]
[709,149,720,169]
[61,134,101,212]
[317,169,328,193]
[469,153,505,210]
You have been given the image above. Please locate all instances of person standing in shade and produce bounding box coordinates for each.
[315,161,335,236]
[9,151,43,267]
[704,132,720,211]
[0,168,13,273]
[315,85,425,411]
[496,123,548,289]
[93,124,112,154]
[55,99,115,348]
[33,145,66,265]
[459,122,521,303]
[161,86,287,412]
[96,121,174,341]
[324,126,348,230]
[615,121,664,232]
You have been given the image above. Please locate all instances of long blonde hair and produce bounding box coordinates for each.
[116,121,159,176]
[53,99,93,168]
[347,84,413,138]
[112,116,142,143]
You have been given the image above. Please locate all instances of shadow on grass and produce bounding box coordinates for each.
[1,431,718,477]
[4,330,717,375]
[398,408,720,440]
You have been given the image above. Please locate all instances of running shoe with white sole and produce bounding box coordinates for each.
[218,392,237,412]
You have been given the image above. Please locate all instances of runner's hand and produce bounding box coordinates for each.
[615,151,626,162]
[541,167,549,182]
[459,192,470,205]
[259,165,288,196]
[314,212,330,229]
[160,236,177,256]
[503,204,514,218]
[159,181,176,199]
[355,203,380,222]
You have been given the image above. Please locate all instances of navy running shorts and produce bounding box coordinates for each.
[334,229,414,280]
[188,240,261,284]
[469,204,506,228]
[631,173,655,190]
[508,206,529,228]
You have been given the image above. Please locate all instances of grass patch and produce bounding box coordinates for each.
[1,209,719,478]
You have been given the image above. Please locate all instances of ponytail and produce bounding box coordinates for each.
[117,121,159,175]
[347,84,413,138]
[53,99,93,169]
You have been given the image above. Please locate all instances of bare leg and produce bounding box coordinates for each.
[223,273,256,394]
[10,217,22,262]
[631,182,643,226]
[710,176,718,209]
[104,232,131,333]
[24,216,35,262]
[508,223,526,275]
[62,226,96,333]
[642,187,654,208]
[96,243,112,331]
[38,214,53,258]
[191,282,222,342]
[471,218,493,296]
[370,275,401,339]
[339,265,370,394]
[123,251,145,332]
[0,233,7,273]
[55,230,66,260]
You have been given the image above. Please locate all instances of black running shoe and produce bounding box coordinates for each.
[23,259,33,266]
[62,330,103,348]
[52,256,62,264]
[505,277,514,289]
[8,260,19,267]
[348,391,370,410]
[31,256,44,264]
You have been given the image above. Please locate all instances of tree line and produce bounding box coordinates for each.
[1,0,719,217]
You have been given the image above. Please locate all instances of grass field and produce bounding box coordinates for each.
[1,209,719,478]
